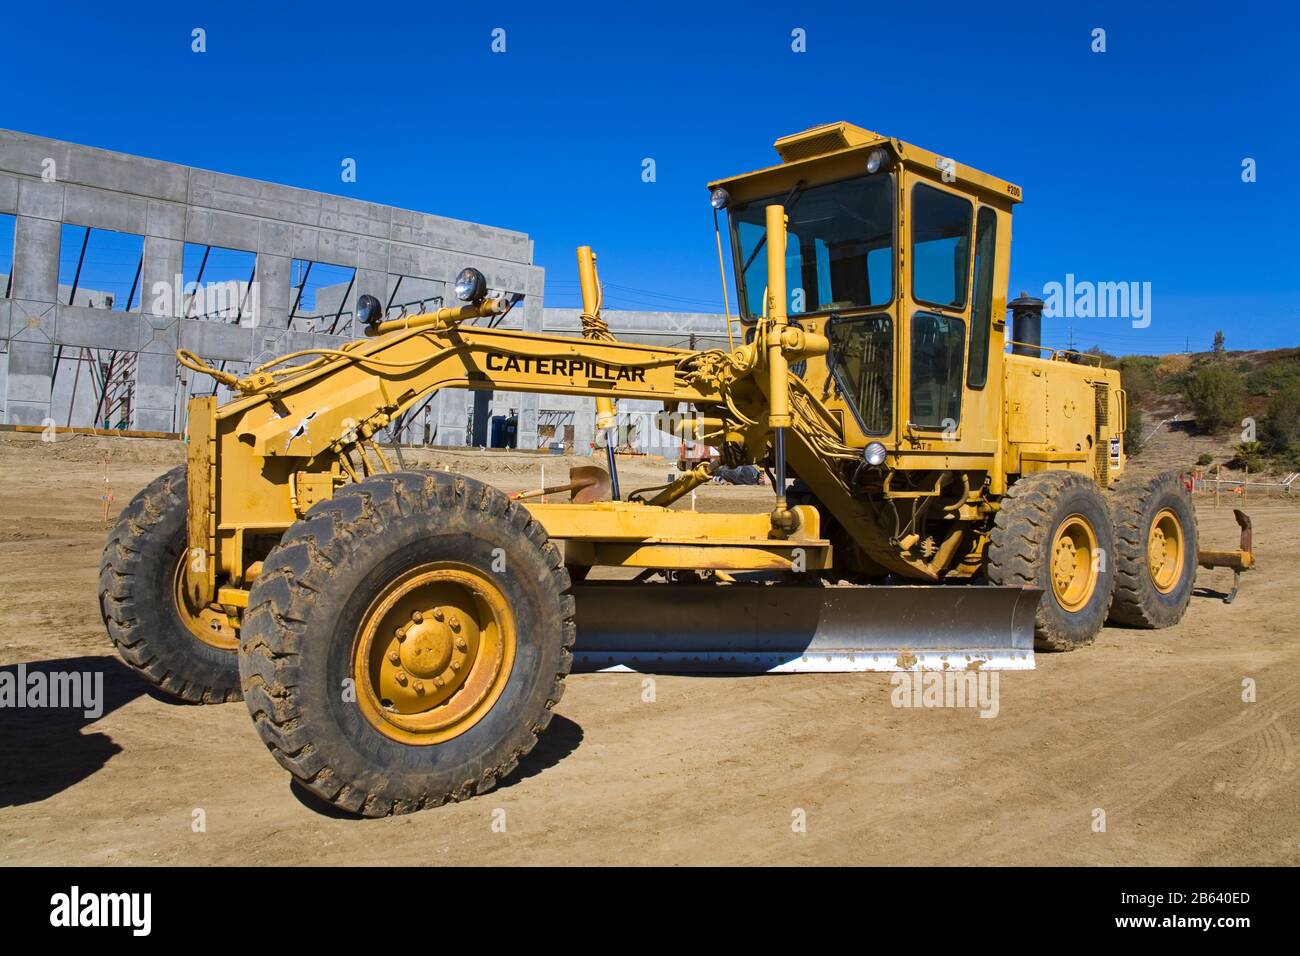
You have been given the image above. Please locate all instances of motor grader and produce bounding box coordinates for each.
[99,121,1251,816]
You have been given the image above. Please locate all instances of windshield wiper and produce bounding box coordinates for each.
[740,179,808,276]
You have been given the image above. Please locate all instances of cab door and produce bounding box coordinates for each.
[899,174,1006,468]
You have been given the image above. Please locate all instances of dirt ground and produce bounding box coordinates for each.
[1,430,1297,866]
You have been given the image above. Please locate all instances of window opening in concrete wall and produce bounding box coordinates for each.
[176,243,258,430]
[288,259,358,334]
[537,409,576,453]
[387,392,439,447]
[181,242,257,323]
[0,213,15,297]
[50,225,147,428]
[51,345,138,430]
[57,224,145,311]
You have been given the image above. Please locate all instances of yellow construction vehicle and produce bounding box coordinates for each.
[99,122,1251,816]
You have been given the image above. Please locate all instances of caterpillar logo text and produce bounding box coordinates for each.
[485,353,647,383]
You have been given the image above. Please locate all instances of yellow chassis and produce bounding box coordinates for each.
[181,295,834,616]
[179,141,1131,623]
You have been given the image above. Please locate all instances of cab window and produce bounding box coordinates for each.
[911,184,973,310]
[910,312,966,430]
[827,314,893,435]
[733,175,894,317]
[967,207,997,389]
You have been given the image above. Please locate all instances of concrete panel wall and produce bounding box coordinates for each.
[0,129,727,451]
[0,128,536,431]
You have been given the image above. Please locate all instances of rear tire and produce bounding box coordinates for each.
[986,471,1116,652]
[239,471,574,817]
[99,466,242,703]
[1107,470,1198,628]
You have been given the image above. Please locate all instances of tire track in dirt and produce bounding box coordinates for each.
[1231,713,1297,801]
[1106,689,1300,817]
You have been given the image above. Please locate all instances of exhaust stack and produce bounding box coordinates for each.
[1009,291,1044,358]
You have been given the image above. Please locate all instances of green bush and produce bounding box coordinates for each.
[1124,413,1145,457]
[1260,381,1300,458]
[1231,441,1264,473]
[1185,364,1243,433]
[1243,350,1300,397]
[1196,452,1214,467]
[1116,356,1158,408]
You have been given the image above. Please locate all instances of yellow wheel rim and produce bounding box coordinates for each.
[1147,507,1185,594]
[173,556,239,650]
[353,563,516,746]
[1049,514,1100,613]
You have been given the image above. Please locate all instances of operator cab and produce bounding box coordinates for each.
[708,122,1019,464]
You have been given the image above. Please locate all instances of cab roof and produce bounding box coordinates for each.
[708,121,1023,207]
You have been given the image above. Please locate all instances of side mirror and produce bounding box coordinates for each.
[356,294,383,329]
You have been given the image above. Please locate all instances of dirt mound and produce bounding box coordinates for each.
[0,430,185,467]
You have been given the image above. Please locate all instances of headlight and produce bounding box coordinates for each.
[710,187,730,210]
[863,441,887,467]
[355,294,382,329]
[454,267,487,302]
[866,148,890,174]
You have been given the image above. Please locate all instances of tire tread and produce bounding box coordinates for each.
[240,471,573,817]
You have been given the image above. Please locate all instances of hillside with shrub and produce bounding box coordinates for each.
[1091,337,1300,479]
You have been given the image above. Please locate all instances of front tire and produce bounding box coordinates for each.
[239,471,574,817]
[99,466,242,703]
[1108,471,1198,628]
[986,471,1117,651]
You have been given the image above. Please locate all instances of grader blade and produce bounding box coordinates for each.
[571,583,1041,673]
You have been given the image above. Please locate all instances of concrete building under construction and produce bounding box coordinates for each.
[0,130,728,453]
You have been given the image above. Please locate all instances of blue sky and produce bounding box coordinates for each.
[3,1,1297,353]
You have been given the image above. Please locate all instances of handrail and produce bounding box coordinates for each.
[1005,340,1106,366]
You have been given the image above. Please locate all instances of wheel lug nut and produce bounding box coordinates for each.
[395,626,406,641]
[414,681,425,694]
[395,671,408,685]
[450,661,461,672]
[412,610,424,623]
[433,608,445,622]
[434,677,445,688]
[448,616,460,631]
[388,651,400,665]
[455,638,467,652]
